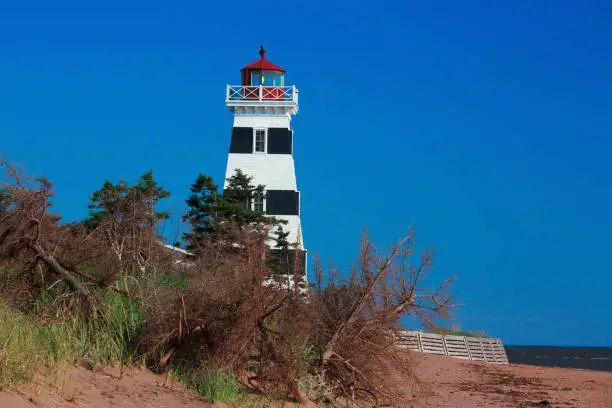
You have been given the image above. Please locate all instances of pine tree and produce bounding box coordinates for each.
[269,224,291,276]
[216,169,269,226]
[273,224,290,251]
[182,169,286,251]
[84,170,170,232]
[182,174,219,249]
[134,170,171,222]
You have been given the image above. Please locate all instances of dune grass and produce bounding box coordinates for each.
[173,367,247,405]
[0,289,142,389]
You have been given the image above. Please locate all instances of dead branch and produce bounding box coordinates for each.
[322,233,412,361]
[29,241,100,308]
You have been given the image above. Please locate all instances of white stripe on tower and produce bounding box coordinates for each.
[224,47,304,251]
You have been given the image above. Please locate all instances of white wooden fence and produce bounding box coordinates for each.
[397,331,509,364]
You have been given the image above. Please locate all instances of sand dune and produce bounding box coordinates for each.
[1,352,610,407]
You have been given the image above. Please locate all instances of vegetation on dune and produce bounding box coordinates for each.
[400,325,488,338]
[173,367,247,405]
[84,170,171,233]
[0,289,142,389]
[0,156,458,406]
[182,168,288,252]
[430,328,488,338]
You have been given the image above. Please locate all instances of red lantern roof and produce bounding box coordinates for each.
[241,46,286,73]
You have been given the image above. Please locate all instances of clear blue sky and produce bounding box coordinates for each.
[1,1,611,347]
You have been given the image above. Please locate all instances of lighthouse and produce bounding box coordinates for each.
[224,47,306,277]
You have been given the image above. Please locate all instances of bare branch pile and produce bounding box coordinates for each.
[0,156,457,407]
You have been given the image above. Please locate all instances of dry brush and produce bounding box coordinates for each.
[0,156,457,407]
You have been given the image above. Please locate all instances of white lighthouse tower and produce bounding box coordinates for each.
[224,47,306,274]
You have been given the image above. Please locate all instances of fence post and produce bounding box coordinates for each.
[464,337,472,360]
[442,335,449,357]
[479,338,487,362]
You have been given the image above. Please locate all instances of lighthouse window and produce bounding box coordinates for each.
[253,195,265,212]
[252,72,264,86]
[251,71,284,86]
[269,73,283,86]
[254,129,266,152]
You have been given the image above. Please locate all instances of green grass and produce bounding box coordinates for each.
[174,367,247,405]
[401,326,488,338]
[0,289,143,389]
[431,328,488,338]
[298,341,318,375]
[156,272,189,291]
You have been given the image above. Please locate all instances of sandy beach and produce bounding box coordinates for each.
[409,352,612,407]
[1,352,610,407]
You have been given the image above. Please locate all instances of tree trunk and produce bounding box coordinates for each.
[31,241,101,309]
[322,236,409,361]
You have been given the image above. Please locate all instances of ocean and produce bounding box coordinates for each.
[505,346,612,372]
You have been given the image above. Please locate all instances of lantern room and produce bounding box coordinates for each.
[241,46,286,86]
[226,46,298,109]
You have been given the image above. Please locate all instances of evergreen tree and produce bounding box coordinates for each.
[182,174,219,248]
[273,224,291,251]
[269,224,292,276]
[84,180,128,231]
[183,169,286,250]
[84,170,170,232]
[216,169,269,226]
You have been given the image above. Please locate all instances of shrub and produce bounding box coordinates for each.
[174,367,246,404]
[0,289,143,388]
[1,157,457,407]
[138,226,455,406]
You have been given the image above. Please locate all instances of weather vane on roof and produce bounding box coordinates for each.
[259,45,266,59]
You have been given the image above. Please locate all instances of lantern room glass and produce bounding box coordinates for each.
[251,71,284,86]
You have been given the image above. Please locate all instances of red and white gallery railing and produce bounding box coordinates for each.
[226,85,298,103]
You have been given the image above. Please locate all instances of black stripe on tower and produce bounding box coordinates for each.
[229,127,253,153]
[269,249,307,277]
[267,128,293,155]
[229,127,293,154]
[266,190,299,216]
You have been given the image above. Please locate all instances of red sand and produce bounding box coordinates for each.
[1,353,610,407]
[409,352,612,407]
[0,366,207,408]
